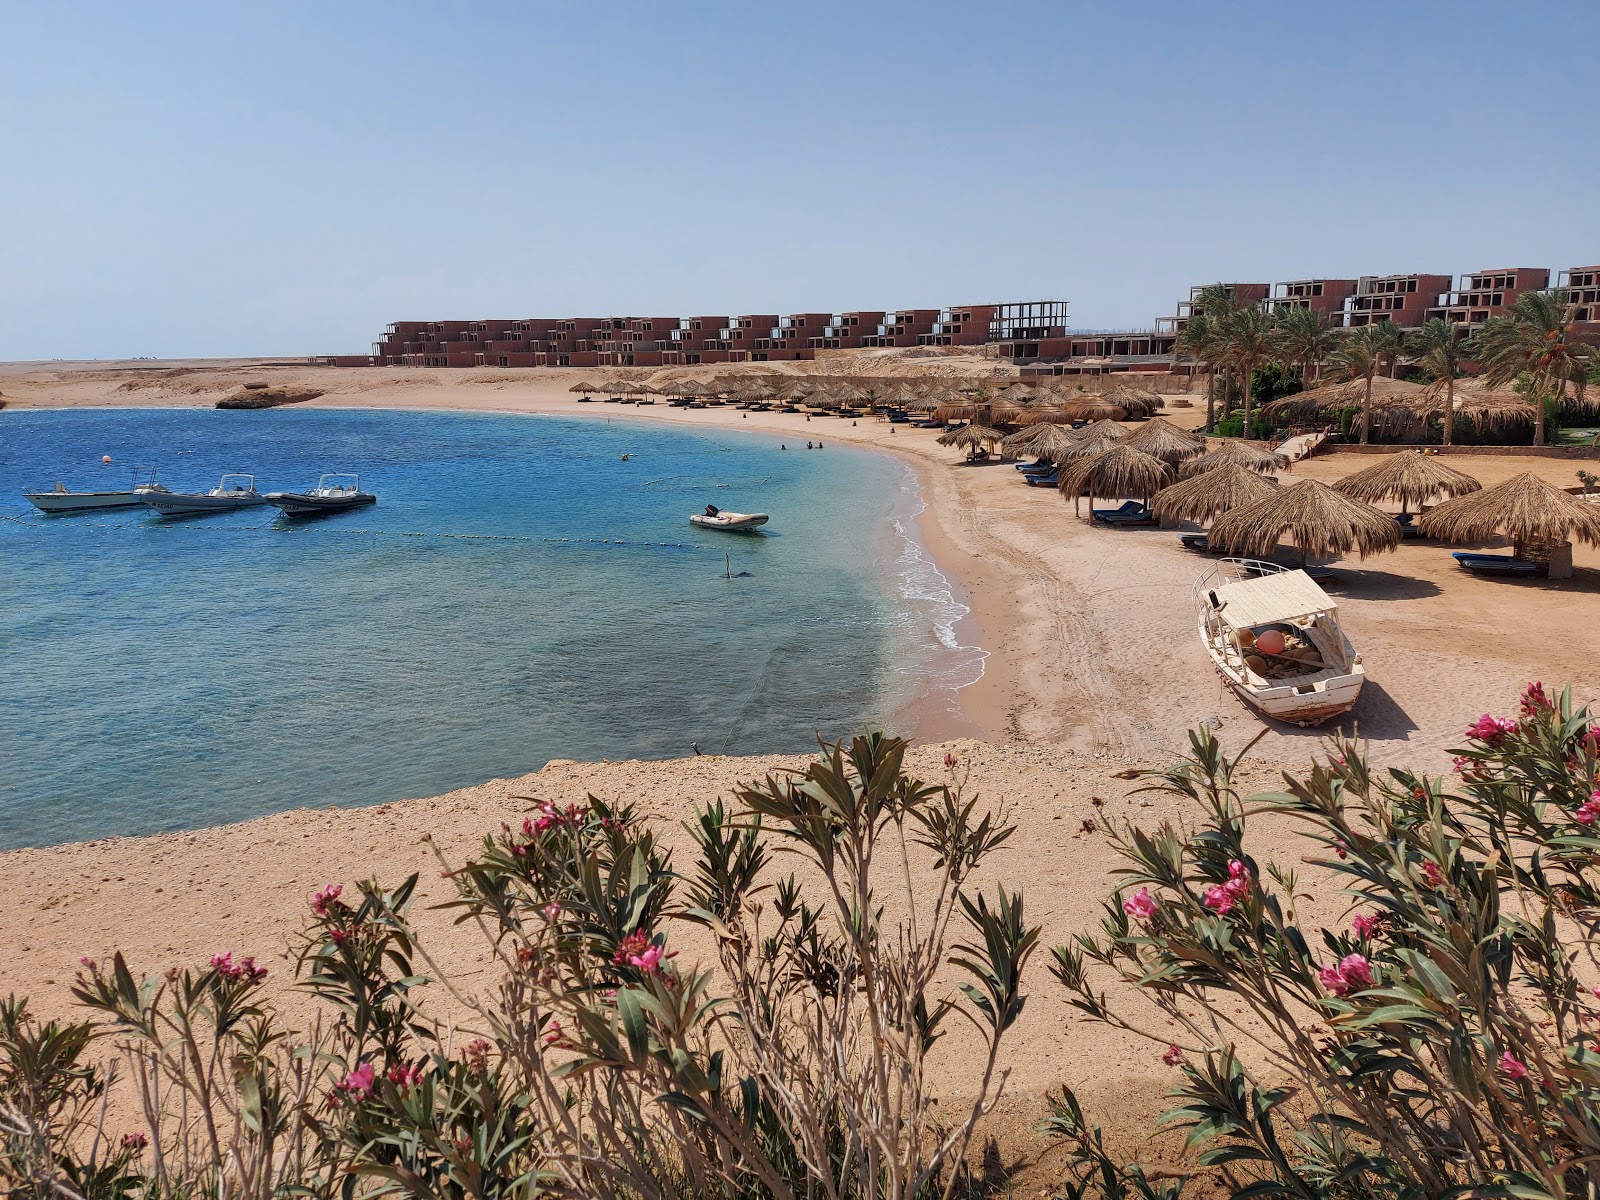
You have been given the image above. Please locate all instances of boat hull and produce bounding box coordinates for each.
[267,493,376,518]
[690,512,769,533]
[145,494,269,516]
[25,490,158,514]
[1203,642,1365,726]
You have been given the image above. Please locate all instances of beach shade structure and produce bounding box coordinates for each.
[1057,445,1172,518]
[1206,479,1402,566]
[1106,385,1163,418]
[569,380,600,395]
[937,423,1005,461]
[1017,399,1126,425]
[1417,472,1600,578]
[1332,452,1482,514]
[1179,439,1291,479]
[1001,422,1084,463]
[1151,463,1279,525]
[1118,417,1205,464]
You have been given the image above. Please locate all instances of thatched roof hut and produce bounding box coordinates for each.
[1206,480,1402,563]
[937,424,1005,459]
[1002,422,1084,461]
[1332,452,1482,513]
[569,380,599,394]
[1151,464,1279,525]
[1260,377,1596,441]
[1119,417,1204,464]
[1016,399,1126,425]
[1179,439,1289,479]
[1417,472,1600,560]
[1058,446,1172,517]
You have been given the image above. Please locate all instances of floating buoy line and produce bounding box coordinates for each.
[0,511,702,551]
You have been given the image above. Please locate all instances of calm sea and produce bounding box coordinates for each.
[0,407,982,850]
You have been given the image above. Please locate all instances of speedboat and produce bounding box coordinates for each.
[24,466,169,514]
[1194,558,1364,727]
[265,473,376,518]
[143,473,268,517]
[690,510,769,533]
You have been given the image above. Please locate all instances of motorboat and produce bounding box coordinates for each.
[1194,558,1364,727]
[265,473,376,518]
[24,466,169,514]
[690,509,769,533]
[143,473,269,517]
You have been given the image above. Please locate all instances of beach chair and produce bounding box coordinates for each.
[1091,501,1157,527]
[1179,533,1214,553]
[1017,459,1055,474]
[1452,551,1543,578]
[1023,471,1060,487]
[1394,513,1424,539]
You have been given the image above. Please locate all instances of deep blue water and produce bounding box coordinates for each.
[0,408,979,849]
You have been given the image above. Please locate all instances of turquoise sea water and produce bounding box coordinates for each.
[0,408,980,850]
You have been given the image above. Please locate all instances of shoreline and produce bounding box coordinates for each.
[3,388,1032,748]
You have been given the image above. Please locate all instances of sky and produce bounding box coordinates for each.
[3,1,1597,361]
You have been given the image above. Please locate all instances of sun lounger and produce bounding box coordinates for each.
[1452,551,1543,578]
[1180,533,1215,553]
[1017,460,1055,473]
[1091,501,1157,526]
[1394,514,1424,539]
[1023,471,1060,487]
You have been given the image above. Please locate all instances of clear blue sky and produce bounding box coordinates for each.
[3,1,1596,360]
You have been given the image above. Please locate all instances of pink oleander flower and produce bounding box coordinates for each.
[944,752,958,769]
[119,1132,148,1153]
[1162,1044,1183,1066]
[1499,1051,1529,1081]
[1223,859,1252,901]
[1202,885,1233,915]
[336,1062,375,1100]
[1422,861,1444,888]
[210,951,267,984]
[310,883,342,918]
[1575,796,1600,825]
[386,1062,424,1092]
[544,1019,565,1047]
[461,1039,492,1077]
[543,902,561,921]
[1334,837,1348,860]
[1122,887,1158,921]
[1467,714,1518,746]
[1520,681,1552,717]
[1350,913,1382,939]
[1320,953,1373,997]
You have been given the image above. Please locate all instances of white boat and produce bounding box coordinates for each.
[24,466,169,514]
[1194,559,1364,727]
[265,473,376,518]
[143,473,268,517]
[690,509,769,533]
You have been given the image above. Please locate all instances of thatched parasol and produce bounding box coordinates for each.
[1332,452,1482,514]
[1151,463,1279,525]
[1119,417,1205,464]
[1206,480,1401,564]
[569,380,599,394]
[1017,399,1126,425]
[1002,422,1084,461]
[1106,385,1163,418]
[1417,472,1600,560]
[1058,446,1172,518]
[1179,439,1290,479]
[937,423,1005,461]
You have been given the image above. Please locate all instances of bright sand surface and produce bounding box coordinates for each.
[4,358,1599,1169]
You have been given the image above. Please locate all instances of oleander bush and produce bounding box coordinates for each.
[0,733,1037,1199]
[1048,683,1600,1200]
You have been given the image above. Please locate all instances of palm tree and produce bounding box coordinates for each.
[1369,319,1403,379]
[1272,305,1339,385]
[1329,323,1386,445]
[1174,284,1240,432]
[1406,319,1465,446]
[1219,305,1278,436]
[1468,288,1584,447]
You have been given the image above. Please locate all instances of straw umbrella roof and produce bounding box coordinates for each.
[1018,398,1126,425]
[1057,446,1172,506]
[569,380,599,394]
[1206,480,1402,562]
[937,424,1005,453]
[1002,422,1085,460]
[1151,464,1279,525]
[1332,452,1482,511]
[1417,472,1600,551]
[1179,439,1290,479]
[1119,417,1205,463]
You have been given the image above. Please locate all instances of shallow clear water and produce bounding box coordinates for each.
[0,407,980,850]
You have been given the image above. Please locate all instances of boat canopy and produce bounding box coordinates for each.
[1209,569,1338,630]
